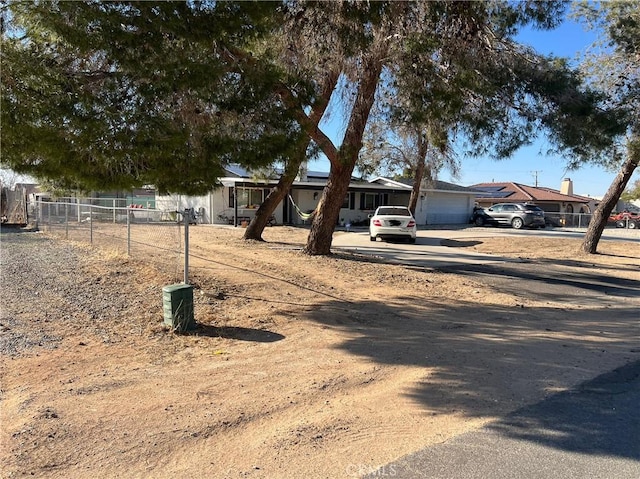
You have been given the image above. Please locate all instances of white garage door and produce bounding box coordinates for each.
[424,193,472,225]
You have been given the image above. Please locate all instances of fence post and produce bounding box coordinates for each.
[113,199,116,223]
[127,206,131,255]
[65,203,69,239]
[184,209,189,284]
[90,205,93,244]
[47,202,51,232]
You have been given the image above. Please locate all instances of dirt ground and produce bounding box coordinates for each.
[1,225,639,478]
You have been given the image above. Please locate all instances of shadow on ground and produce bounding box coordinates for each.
[189,324,285,343]
[488,359,640,459]
[304,296,640,458]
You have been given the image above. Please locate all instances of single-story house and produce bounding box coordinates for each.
[155,164,479,226]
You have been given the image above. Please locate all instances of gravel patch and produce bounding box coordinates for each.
[0,231,166,356]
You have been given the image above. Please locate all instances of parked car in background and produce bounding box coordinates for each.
[609,210,640,229]
[369,206,417,243]
[471,203,545,229]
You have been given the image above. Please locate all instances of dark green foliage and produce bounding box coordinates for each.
[1,1,302,194]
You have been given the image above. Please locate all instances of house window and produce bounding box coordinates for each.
[236,188,264,208]
[361,193,378,210]
[341,192,356,209]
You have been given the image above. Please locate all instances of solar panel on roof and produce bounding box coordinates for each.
[474,189,512,198]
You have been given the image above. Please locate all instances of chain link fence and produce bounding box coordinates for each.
[544,212,639,230]
[543,213,593,228]
[33,200,184,280]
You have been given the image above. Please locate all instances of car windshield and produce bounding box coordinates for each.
[377,208,411,216]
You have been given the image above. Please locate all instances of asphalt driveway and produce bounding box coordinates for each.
[332,226,640,305]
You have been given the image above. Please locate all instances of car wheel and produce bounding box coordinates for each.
[408,237,416,244]
[511,217,524,229]
[474,217,485,226]
[616,220,626,228]
[369,235,376,242]
[629,221,638,229]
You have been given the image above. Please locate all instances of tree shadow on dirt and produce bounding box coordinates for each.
[439,239,483,248]
[304,297,640,459]
[188,324,285,343]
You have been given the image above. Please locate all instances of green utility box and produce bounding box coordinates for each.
[162,284,195,332]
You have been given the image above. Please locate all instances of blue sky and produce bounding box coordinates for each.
[309,15,624,198]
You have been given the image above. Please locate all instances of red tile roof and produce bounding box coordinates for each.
[471,182,591,203]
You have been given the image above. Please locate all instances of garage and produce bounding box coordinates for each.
[422,191,476,225]
[369,177,479,226]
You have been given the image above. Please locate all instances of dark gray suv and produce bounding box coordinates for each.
[472,203,546,229]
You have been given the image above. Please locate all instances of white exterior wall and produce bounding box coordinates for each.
[210,187,233,223]
[155,193,212,223]
[290,189,319,225]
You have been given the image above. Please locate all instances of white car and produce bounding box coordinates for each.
[369,206,417,243]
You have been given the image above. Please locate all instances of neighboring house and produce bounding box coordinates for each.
[1,182,36,225]
[470,178,600,227]
[30,187,156,209]
[471,178,596,215]
[155,164,478,226]
[616,198,640,213]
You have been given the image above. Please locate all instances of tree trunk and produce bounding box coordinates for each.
[243,142,307,241]
[408,135,429,216]
[303,54,384,255]
[244,70,340,241]
[581,138,639,254]
[303,164,353,255]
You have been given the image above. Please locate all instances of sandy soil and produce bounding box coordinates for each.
[1,226,639,478]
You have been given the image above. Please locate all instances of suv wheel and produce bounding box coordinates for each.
[511,217,524,229]
[629,221,638,229]
[474,216,485,226]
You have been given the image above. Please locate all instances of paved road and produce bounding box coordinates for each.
[367,360,640,479]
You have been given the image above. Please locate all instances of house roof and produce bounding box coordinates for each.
[471,182,591,203]
[223,164,332,182]
[370,177,480,194]
[221,165,474,194]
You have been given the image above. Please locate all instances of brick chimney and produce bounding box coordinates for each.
[560,178,573,196]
